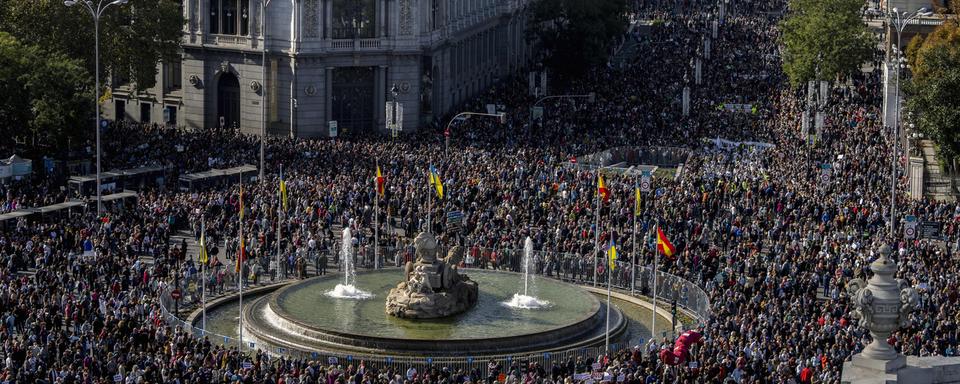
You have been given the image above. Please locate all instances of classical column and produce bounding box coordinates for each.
[376,66,387,132]
[377,0,386,37]
[325,66,334,127]
[324,0,332,39]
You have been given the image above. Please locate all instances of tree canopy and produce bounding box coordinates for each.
[905,13,960,164]
[0,32,93,150]
[528,0,628,78]
[779,0,875,88]
[0,0,183,92]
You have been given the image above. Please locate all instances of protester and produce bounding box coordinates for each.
[1,0,957,383]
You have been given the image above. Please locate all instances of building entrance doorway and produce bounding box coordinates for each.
[217,73,241,130]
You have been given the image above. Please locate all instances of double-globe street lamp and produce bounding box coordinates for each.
[64,0,129,216]
[886,7,929,238]
[260,0,274,182]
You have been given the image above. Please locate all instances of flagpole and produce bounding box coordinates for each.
[238,171,244,352]
[605,239,612,353]
[375,179,380,269]
[632,181,638,296]
[651,221,658,346]
[427,167,433,235]
[593,170,601,287]
[277,165,282,280]
[201,215,206,332]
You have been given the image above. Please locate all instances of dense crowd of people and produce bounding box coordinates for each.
[1,0,959,382]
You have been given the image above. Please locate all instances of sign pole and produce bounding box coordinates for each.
[201,216,206,332]
[375,163,380,269]
[238,171,244,352]
[632,176,638,296]
[277,165,283,280]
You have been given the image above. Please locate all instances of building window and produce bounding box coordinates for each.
[209,0,250,35]
[431,0,439,31]
[164,60,182,91]
[332,0,376,39]
[140,103,152,123]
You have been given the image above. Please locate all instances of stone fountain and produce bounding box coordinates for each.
[841,245,960,384]
[385,232,479,319]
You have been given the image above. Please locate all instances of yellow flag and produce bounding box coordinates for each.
[280,179,288,211]
[429,165,444,199]
[198,232,209,264]
[608,241,617,271]
[634,187,642,217]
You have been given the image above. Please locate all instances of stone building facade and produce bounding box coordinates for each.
[106,0,536,137]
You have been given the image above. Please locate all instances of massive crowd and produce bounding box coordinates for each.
[1,0,959,383]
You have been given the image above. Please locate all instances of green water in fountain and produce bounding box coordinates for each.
[273,269,597,340]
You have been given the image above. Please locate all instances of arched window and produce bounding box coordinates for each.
[209,0,250,36]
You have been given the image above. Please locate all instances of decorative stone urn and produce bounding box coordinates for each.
[385,232,479,319]
[846,245,920,372]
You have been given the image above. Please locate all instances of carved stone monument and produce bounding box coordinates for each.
[841,245,960,384]
[385,232,479,319]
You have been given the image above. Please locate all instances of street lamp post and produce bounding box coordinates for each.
[64,0,129,216]
[260,0,274,183]
[444,111,507,155]
[887,7,927,239]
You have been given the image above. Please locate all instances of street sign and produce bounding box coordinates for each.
[820,163,832,184]
[920,221,942,240]
[531,106,544,121]
[446,211,464,232]
[385,102,403,132]
[640,177,651,193]
[328,121,338,138]
[905,215,917,239]
[171,289,181,300]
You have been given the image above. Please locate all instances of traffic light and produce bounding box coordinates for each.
[587,92,596,103]
[498,112,507,124]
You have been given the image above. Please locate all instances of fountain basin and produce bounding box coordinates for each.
[241,269,626,356]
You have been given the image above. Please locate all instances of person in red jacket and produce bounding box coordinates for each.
[799,364,814,384]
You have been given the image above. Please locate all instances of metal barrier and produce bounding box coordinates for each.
[327,243,712,323]
[156,244,711,371]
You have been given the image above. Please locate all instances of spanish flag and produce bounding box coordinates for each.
[236,236,245,272]
[199,232,209,265]
[376,165,385,197]
[428,165,444,199]
[656,226,676,259]
[634,186,642,217]
[608,239,617,271]
[597,174,610,203]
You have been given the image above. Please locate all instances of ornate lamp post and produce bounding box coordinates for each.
[846,245,919,371]
[64,0,130,216]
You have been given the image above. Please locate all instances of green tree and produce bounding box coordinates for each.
[528,0,628,78]
[0,0,183,92]
[904,16,960,165]
[779,0,875,88]
[0,32,93,149]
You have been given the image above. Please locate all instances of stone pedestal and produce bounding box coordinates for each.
[840,245,946,383]
[842,356,960,384]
